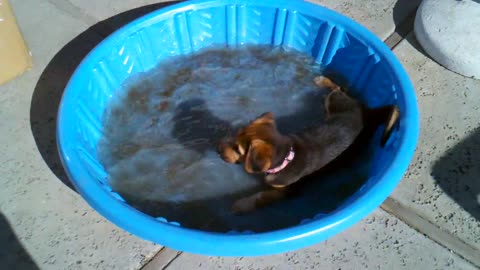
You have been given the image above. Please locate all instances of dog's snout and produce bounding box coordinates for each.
[218,140,243,164]
[216,143,223,154]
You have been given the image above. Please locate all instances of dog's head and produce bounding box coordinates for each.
[218,112,283,174]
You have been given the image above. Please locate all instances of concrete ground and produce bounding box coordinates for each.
[0,0,478,269]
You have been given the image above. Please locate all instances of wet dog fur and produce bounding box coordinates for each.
[218,76,400,214]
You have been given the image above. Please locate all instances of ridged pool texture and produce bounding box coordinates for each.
[57,0,419,256]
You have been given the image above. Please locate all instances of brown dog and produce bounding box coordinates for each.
[218,76,399,214]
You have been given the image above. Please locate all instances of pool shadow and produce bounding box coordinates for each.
[121,184,299,233]
[432,128,480,222]
[117,94,375,232]
[172,98,233,154]
[29,1,182,191]
[123,162,370,232]
[0,212,39,270]
[171,89,328,156]
[130,96,333,232]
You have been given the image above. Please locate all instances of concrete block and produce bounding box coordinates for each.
[414,0,480,79]
[390,34,480,251]
[163,210,476,270]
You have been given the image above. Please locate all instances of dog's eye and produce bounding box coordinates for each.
[233,144,240,153]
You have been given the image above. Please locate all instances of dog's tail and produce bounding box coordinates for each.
[364,105,400,147]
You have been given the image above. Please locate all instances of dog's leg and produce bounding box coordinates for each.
[324,90,334,119]
[232,189,287,214]
[313,76,338,118]
[313,76,341,91]
[324,88,361,119]
[381,106,400,146]
[314,76,355,119]
[363,105,400,147]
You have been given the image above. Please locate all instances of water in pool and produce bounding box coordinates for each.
[98,45,372,232]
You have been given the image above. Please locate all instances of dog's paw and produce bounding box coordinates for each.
[231,197,256,215]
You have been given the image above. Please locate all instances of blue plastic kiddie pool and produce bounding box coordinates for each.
[57,0,419,256]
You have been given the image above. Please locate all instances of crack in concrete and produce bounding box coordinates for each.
[46,0,98,26]
[141,248,182,270]
[381,197,480,267]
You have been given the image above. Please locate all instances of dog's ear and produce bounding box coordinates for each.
[218,139,241,164]
[245,139,273,173]
[252,112,275,125]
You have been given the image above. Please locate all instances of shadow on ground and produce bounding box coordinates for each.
[432,128,480,222]
[392,0,422,39]
[0,213,39,270]
[391,0,441,60]
[30,1,182,191]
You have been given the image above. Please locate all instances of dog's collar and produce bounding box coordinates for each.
[266,147,295,174]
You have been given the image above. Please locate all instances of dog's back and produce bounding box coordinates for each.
[292,90,364,178]
[220,76,400,214]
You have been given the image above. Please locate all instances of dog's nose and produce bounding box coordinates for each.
[217,143,228,156]
[250,163,261,173]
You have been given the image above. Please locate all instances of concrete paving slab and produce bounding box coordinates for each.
[163,209,476,270]
[2,0,475,269]
[0,0,161,269]
[382,197,480,267]
[51,0,172,23]
[142,248,181,270]
[53,0,420,42]
[390,35,480,251]
[309,0,421,40]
